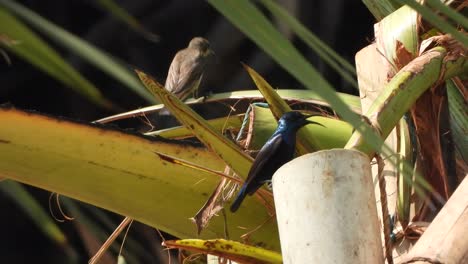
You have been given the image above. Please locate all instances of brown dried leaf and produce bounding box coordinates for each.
[395,40,416,70]
[410,87,452,219]
[420,34,467,61]
[190,173,234,235]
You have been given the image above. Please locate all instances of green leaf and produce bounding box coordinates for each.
[0,105,280,249]
[377,5,419,70]
[146,114,245,139]
[244,64,328,152]
[346,46,467,154]
[246,104,352,150]
[164,239,282,264]
[396,118,413,227]
[95,89,362,124]
[135,70,254,178]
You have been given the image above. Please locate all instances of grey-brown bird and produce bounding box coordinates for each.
[164,37,214,101]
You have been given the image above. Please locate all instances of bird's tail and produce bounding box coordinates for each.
[230,185,247,212]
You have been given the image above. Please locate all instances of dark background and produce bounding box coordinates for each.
[0,0,375,263]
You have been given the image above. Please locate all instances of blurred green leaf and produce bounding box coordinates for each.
[394,0,468,46]
[425,0,468,30]
[208,0,385,157]
[95,0,160,42]
[0,0,156,104]
[258,0,358,89]
[0,6,114,109]
[447,79,468,162]
[362,0,401,20]
[0,180,69,246]
[62,200,144,264]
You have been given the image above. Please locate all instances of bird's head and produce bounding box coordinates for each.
[188,37,213,55]
[278,111,321,130]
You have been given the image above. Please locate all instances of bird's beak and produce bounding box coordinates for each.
[301,114,314,123]
[302,114,325,127]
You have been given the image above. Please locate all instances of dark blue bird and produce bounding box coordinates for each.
[230,111,321,212]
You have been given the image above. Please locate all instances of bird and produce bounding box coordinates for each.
[164,37,214,101]
[230,111,322,212]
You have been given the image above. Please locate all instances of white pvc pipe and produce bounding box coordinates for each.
[273,149,383,264]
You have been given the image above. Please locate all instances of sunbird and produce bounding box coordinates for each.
[230,111,321,212]
[164,37,214,100]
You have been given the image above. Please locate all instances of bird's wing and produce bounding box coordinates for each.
[164,53,181,92]
[244,133,284,194]
[169,51,204,98]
